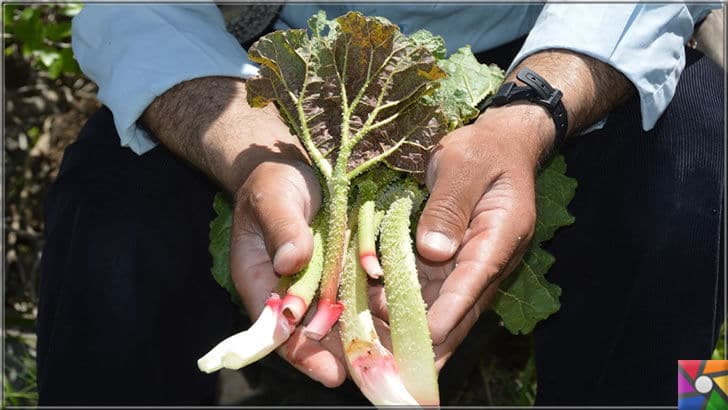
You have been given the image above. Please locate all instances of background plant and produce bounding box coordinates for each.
[3,4,97,407]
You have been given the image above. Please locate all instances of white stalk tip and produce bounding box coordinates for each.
[197,294,292,373]
[346,341,419,406]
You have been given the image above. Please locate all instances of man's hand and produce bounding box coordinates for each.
[416,49,634,368]
[417,104,553,366]
[142,77,349,386]
[229,159,351,387]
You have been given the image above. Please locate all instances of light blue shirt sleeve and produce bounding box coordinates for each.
[71,4,259,155]
[509,4,716,131]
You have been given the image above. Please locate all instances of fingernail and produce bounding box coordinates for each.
[273,242,297,272]
[423,232,455,255]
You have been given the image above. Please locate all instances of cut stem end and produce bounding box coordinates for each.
[303,298,344,340]
[359,253,383,279]
[281,293,307,325]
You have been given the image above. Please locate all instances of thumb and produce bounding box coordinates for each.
[416,151,489,262]
[239,161,322,275]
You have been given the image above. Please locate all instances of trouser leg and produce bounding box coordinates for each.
[36,107,237,404]
[534,47,725,405]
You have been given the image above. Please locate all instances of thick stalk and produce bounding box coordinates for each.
[199,220,326,372]
[304,172,350,340]
[379,187,439,405]
[340,234,418,406]
[358,200,382,278]
[281,218,326,323]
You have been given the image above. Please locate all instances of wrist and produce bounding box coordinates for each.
[204,101,309,194]
[474,103,556,167]
[143,77,309,194]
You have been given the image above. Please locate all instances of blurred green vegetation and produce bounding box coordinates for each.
[3,4,89,408]
[712,321,726,360]
[3,3,82,79]
[2,333,38,407]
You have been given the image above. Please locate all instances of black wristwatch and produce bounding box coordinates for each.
[480,67,568,148]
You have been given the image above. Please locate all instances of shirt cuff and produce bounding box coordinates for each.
[508,4,710,132]
[72,4,260,155]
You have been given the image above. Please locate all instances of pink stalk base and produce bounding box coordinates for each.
[303,298,344,340]
[346,340,418,405]
[359,252,383,279]
[281,293,307,325]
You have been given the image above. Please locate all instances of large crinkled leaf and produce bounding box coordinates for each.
[492,155,577,334]
[245,29,311,133]
[245,11,449,179]
[409,30,446,60]
[429,46,504,129]
[209,193,241,306]
[532,154,578,245]
[493,247,560,335]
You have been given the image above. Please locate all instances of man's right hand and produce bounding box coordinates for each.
[143,77,349,387]
[229,159,349,387]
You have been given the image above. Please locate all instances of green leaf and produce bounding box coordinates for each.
[532,155,577,245]
[59,47,81,75]
[3,5,18,29]
[60,3,83,17]
[492,155,577,334]
[12,8,43,49]
[429,45,504,129]
[246,11,450,181]
[47,57,63,79]
[26,126,39,143]
[307,10,335,38]
[45,22,72,42]
[209,193,241,306]
[34,46,60,68]
[409,29,446,60]
[19,7,37,22]
[493,247,561,335]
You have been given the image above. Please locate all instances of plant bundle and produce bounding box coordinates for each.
[199,11,576,406]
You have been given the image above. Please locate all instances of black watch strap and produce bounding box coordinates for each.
[481,67,568,148]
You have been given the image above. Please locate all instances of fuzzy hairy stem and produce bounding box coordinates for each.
[358,200,383,279]
[304,173,349,339]
[281,217,326,323]
[379,185,439,405]
[318,175,350,302]
[339,234,417,406]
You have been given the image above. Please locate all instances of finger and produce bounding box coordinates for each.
[426,185,535,344]
[367,283,389,322]
[421,278,443,309]
[240,161,322,275]
[416,146,495,262]
[230,226,278,317]
[278,327,346,388]
[432,284,498,371]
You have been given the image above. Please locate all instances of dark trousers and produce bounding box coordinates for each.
[37,44,724,405]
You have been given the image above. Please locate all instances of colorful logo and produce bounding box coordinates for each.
[678,360,728,409]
